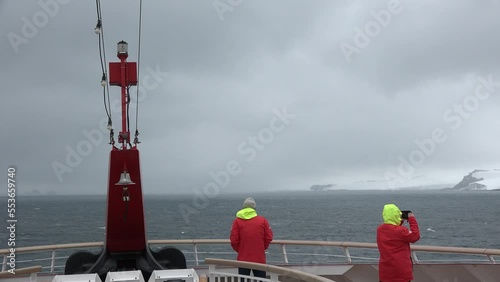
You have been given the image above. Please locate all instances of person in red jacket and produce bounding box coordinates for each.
[230,197,273,280]
[377,204,420,282]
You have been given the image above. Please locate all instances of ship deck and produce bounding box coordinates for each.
[1,239,499,281]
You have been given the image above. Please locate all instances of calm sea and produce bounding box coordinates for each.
[1,190,499,269]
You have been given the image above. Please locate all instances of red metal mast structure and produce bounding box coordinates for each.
[106,41,145,253]
[109,41,137,149]
[64,41,185,281]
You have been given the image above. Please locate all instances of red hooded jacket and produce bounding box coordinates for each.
[230,207,273,263]
[377,204,420,282]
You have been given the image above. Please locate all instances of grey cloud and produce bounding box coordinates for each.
[2,0,500,195]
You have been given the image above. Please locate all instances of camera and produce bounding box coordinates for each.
[401,210,411,220]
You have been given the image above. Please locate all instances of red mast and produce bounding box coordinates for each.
[64,18,186,281]
[110,40,137,148]
[119,42,128,147]
[107,41,145,252]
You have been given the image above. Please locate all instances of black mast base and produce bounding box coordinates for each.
[65,246,187,281]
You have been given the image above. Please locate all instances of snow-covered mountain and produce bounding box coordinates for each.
[449,169,500,191]
[308,169,500,191]
[310,179,451,191]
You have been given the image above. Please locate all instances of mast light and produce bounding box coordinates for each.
[117,41,128,56]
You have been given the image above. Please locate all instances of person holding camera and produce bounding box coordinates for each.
[377,204,420,282]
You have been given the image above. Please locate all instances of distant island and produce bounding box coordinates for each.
[307,169,500,192]
[309,184,335,191]
[442,169,500,191]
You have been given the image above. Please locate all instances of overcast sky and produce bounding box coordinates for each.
[2,0,500,195]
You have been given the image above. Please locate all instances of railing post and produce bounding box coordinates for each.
[194,244,199,267]
[281,244,289,264]
[50,249,56,273]
[1,254,6,272]
[269,272,279,281]
[487,255,496,264]
[343,247,352,264]
[411,251,419,264]
[208,264,215,281]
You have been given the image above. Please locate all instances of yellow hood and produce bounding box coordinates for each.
[382,204,402,225]
[236,207,257,220]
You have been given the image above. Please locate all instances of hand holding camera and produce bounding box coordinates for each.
[401,210,413,220]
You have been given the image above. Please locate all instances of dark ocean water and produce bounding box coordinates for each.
[1,190,499,269]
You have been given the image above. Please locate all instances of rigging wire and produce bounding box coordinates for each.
[100,17,112,121]
[96,0,112,126]
[134,0,143,143]
[127,86,132,148]
[95,0,143,145]
[102,87,109,120]
[97,29,105,74]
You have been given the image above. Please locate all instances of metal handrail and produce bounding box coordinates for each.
[1,239,499,274]
[3,240,500,256]
[0,266,42,278]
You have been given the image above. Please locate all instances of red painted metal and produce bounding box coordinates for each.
[127,62,138,85]
[119,53,127,147]
[105,148,146,252]
[105,43,146,253]
[65,41,186,277]
[109,62,137,86]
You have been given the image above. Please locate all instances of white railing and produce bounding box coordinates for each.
[1,239,499,275]
[204,258,335,282]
